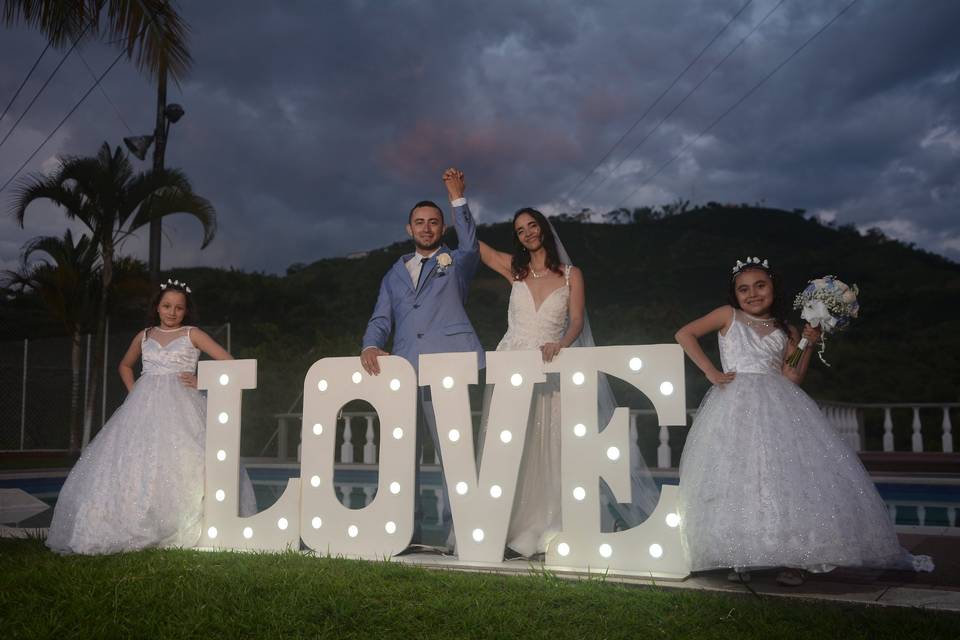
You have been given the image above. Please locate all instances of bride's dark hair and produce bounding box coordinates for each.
[510,207,563,280]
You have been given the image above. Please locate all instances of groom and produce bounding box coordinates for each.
[360,167,484,548]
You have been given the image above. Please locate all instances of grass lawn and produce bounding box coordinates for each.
[1,537,958,639]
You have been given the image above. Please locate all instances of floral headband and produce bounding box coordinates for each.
[731,256,770,278]
[160,278,192,294]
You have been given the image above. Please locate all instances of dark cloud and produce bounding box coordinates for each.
[1,0,958,273]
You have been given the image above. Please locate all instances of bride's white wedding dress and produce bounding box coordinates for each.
[47,327,256,555]
[677,309,933,573]
[490,266,660,556]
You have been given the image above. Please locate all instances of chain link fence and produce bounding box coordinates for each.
[0,323,230,452]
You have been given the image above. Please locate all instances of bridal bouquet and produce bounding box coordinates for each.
[785,275,859,367]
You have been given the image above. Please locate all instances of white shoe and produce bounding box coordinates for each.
[727,570,751,583]
[776,570,805,586]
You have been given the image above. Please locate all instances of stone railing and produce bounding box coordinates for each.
[271,402,958,468]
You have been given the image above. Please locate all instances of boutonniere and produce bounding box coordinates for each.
[436,252,453,275]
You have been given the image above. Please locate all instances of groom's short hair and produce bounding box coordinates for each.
[408,200,444,224]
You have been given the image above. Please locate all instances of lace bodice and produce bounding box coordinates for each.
[141,328,200,376]
[496,266,571,351]
[718,310,788,375]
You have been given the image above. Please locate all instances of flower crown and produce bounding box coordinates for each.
[160,278,192,294]
[731,256,770,277]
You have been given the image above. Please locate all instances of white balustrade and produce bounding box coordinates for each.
[657,424,670,468]
[363,415,377,464]
[883,408,894,452]
[912,408,923,453]
[943,408,954,453]
[363,485,376,507]
[629,413,641,478]
[917,505,926,527]
[340,416,354,463]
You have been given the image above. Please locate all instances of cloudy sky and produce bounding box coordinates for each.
[1,0,958,274]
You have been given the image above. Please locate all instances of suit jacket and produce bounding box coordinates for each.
[362,202,485,371]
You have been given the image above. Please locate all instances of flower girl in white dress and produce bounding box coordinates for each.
[674,258,932,585]
[477,208,660,556]
[47,280,256,554]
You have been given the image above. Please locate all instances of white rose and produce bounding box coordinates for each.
[841,289,857,304]
[437,253,453,267]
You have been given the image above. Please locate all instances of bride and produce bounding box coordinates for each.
[477,207,660,557]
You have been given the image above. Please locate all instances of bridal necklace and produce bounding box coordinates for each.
[154,325,184,332]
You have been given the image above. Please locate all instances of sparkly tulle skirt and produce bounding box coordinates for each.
[47,373,256,555]
[677,373,933,573]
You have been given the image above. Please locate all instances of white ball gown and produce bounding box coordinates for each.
[677,309,933,573]
[489,266,660,556]
[47,327,256,555]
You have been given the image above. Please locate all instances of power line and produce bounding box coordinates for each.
[615,0,860,209]
[75,48,133,134]
[579,0,787,204]
[0,47,127,195]
[0,41,52,126]
[559,0,755,204]
[0,21,93,151]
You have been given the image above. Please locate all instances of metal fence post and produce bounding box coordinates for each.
[101,317,109,428]
[20,338,27,450]
[82,334,92,449]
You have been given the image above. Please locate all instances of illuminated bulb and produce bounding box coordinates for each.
[348,525,359,538]
[599,543,612,558]
[510,373,523,387]
[389,378,401,391]
[216,449,227,461]
[385,521,397,534]
[472,528,485,542]
[215,489,226,502]
[606,446,621,461]
[629,357,643,371]
[277,518,289,531]
[489,485,502,499]
[557,542,571,557]
[665,513,681,528]
[219,373,230,385]
[243,527,253,539]
[218,412,229,424]
[573,486,586,501]
[313,423,323,436]
[649,543,664,558]
[499,430,512,444]
[207,526,218,539]
[455,481,468,495]
[317,379,328,392]
[572,371,585,385]
[389,481,401,494]
[660,381,674,396]
[448,429,461,443]
[442,376,454,389]
[311,517,322,529]
[310,475,321,488]
[573,423,587,437]
[392,427,404,440]
[352,371,362,384]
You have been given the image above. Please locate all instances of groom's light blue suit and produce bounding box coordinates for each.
[362,201,485,371]
[362,200,484,545]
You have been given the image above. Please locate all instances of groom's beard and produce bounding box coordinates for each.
[414,239,442,252]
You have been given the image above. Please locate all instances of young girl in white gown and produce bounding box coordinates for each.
[478,208,659,557]
[47,280,256,554]
[674,259,933,584]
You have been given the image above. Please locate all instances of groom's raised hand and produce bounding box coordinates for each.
[443,167,465,202]
[361,347,389,376]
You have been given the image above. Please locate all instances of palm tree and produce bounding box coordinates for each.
[10,141,216,436]
[2,230,98,452]
[1,0,192,81]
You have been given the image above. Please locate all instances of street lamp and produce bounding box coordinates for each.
[123,61,186,286]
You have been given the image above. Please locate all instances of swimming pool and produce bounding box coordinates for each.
[3,465,958,532]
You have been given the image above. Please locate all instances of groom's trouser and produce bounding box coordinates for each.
[412,385,453,545]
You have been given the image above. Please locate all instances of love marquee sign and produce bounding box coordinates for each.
[197,345,691,578]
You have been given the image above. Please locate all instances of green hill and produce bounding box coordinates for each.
[3,204,959,453]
